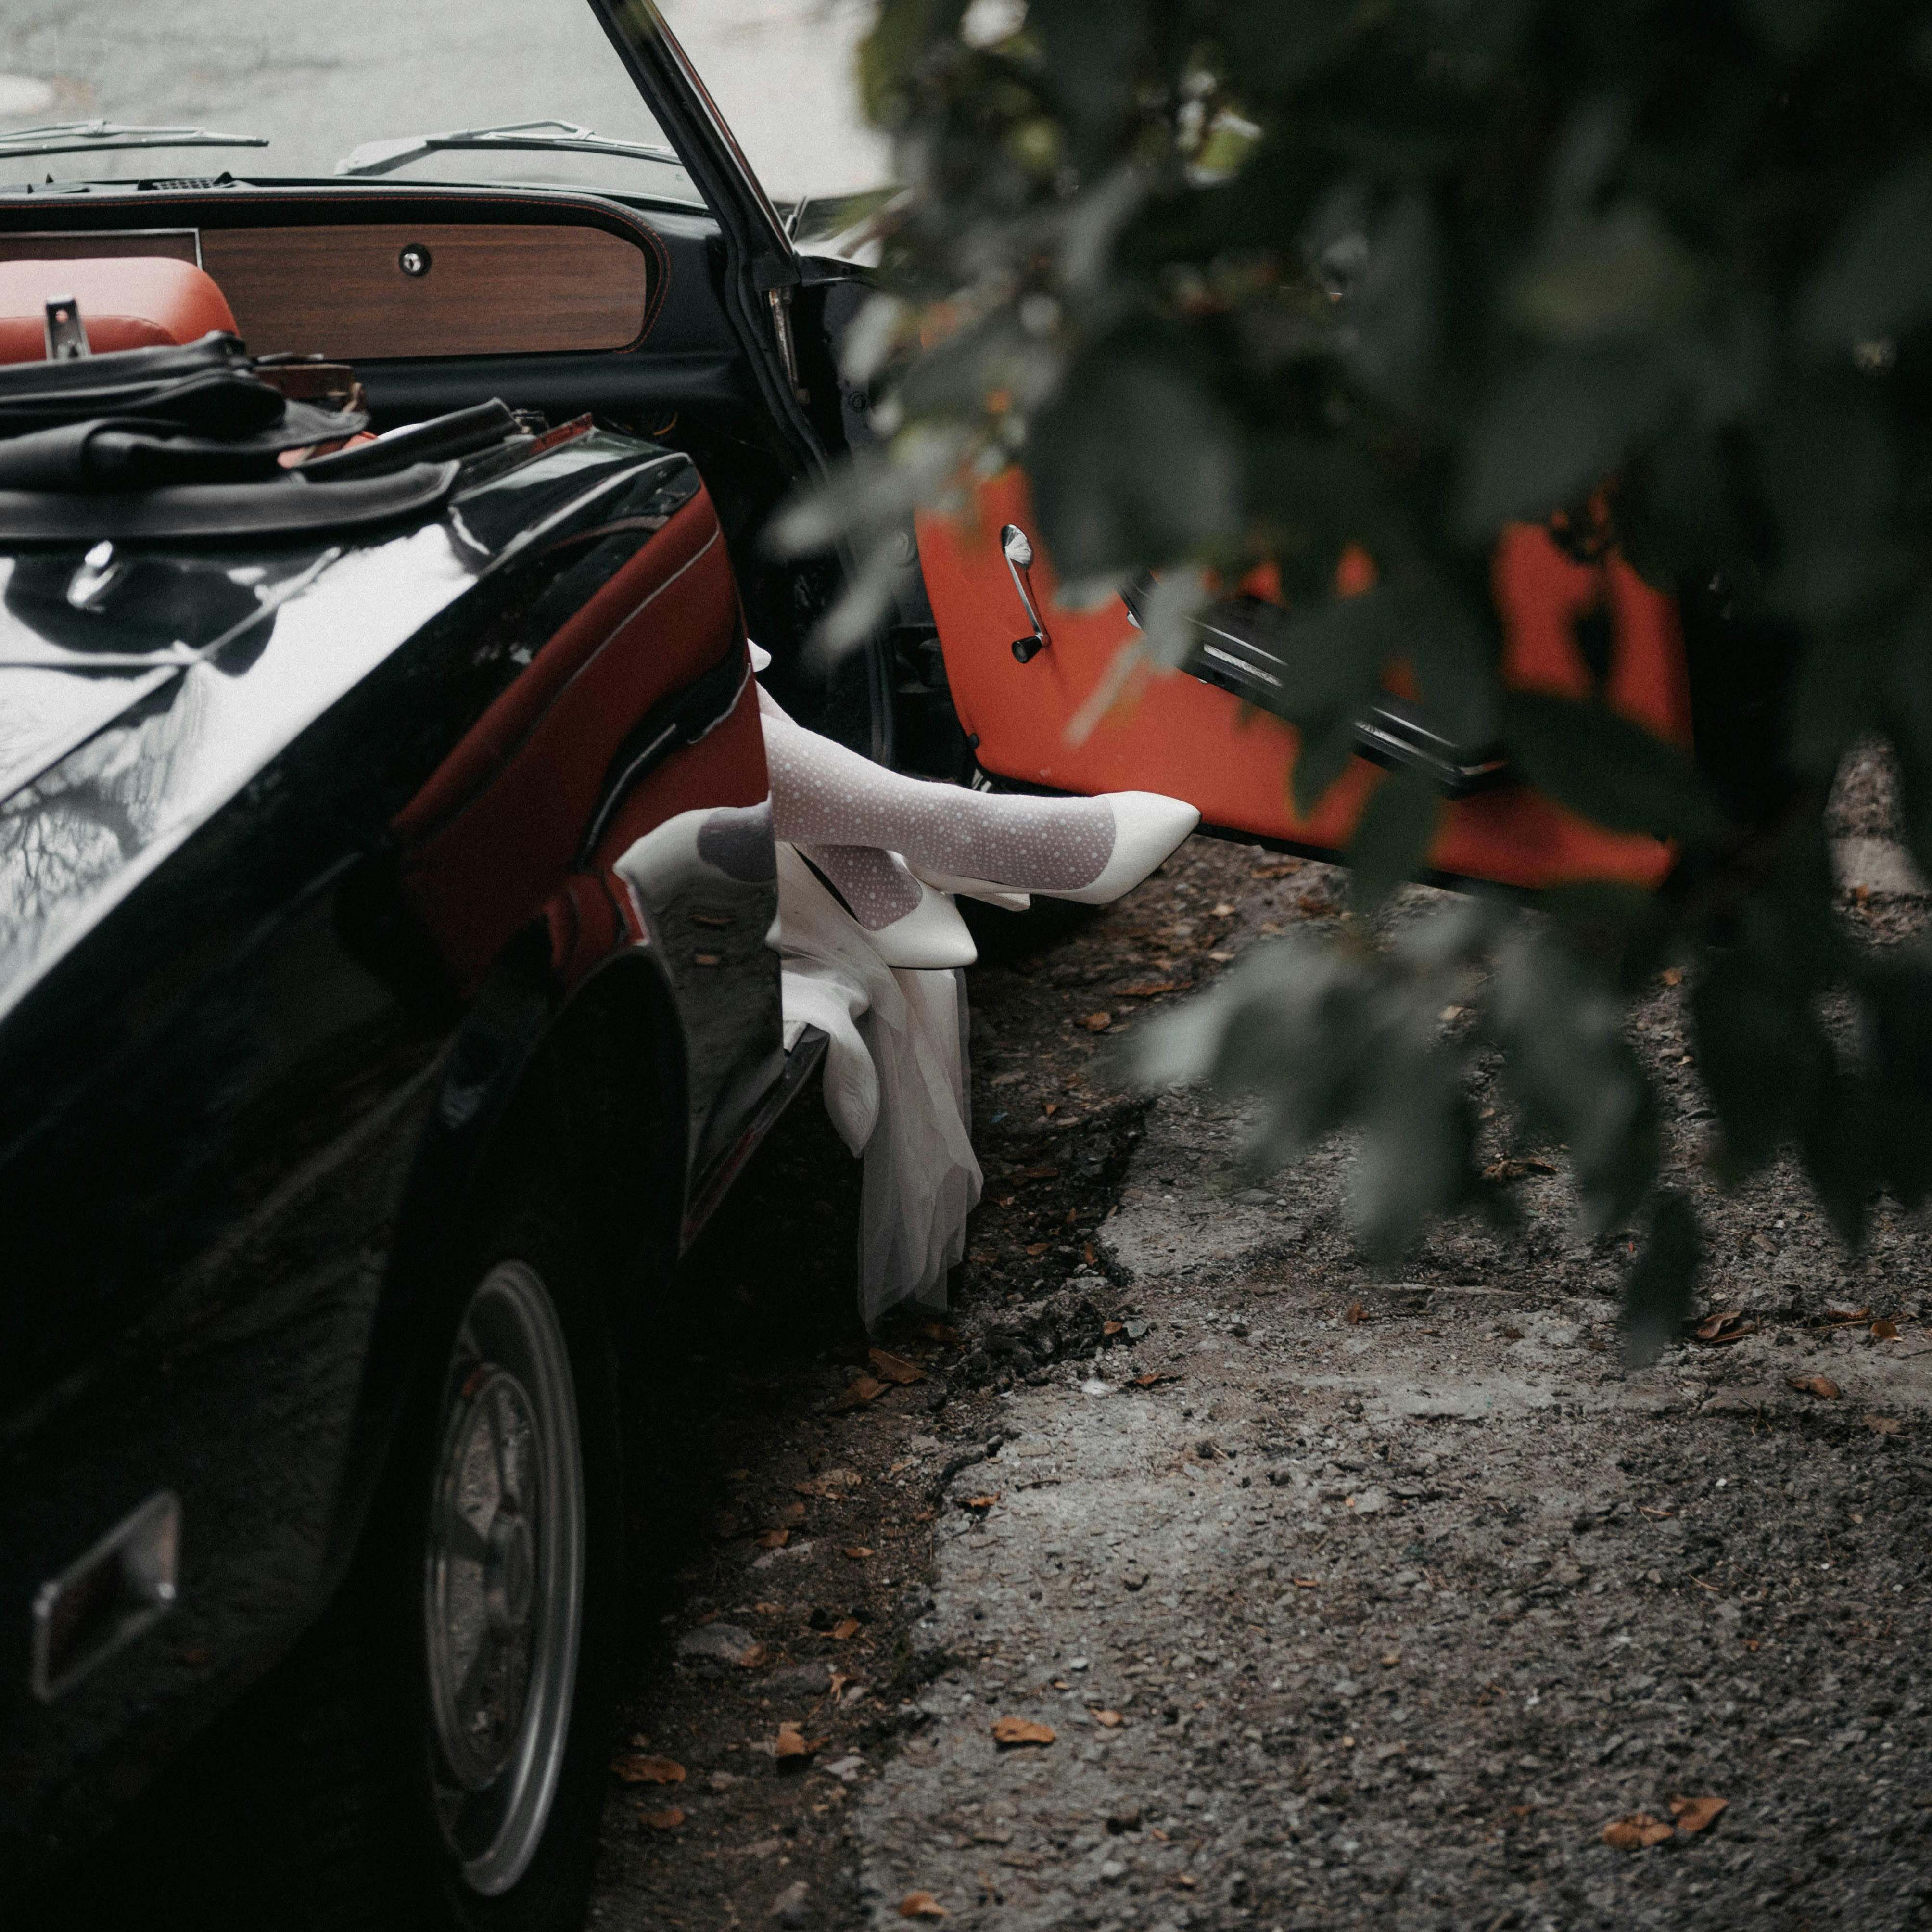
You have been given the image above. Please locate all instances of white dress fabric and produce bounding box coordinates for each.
[773,842,981,1327]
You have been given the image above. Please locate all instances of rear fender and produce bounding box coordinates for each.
[319,920,687,1593]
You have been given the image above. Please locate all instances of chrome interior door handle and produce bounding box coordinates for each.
[1000,523,1049,663]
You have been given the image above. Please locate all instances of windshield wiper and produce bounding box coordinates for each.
[335,119,682,179]
[0,122,269,159]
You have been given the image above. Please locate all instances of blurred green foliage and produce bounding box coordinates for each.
[801,0,1932,1358]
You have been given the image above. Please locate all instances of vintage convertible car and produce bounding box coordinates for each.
[0,3,897,1922]
[0,0,1736,1922]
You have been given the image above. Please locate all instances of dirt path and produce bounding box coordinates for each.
[591,784,1932,1932]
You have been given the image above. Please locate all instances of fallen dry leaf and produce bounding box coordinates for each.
[899,1894,948,1920]
[737,1642,768,1669]
[757,1529,790,1549]
[1787,1373,1842,1400]
[1254,858,1303,878]
[1024,1242,1051,1257]
[1092,1709,1124,1728]
[1292,1576,1321,1589]
[1112,980,1181,997]
[1344,1302,1367,1324]
[965,1493,999,1512]
[1694,1309,1758,1345]
[831,1374,889,1412]
[1603,1813,1676,1850]
[991,1716,1056,1749]
[611,1754,686,1786]
[1668,1794,1729,1834]
[1173,1873,1197,1889]
[774,1721,820,1765]
[831,1617,861,1640]
[1863,1413,1904,1436]
[1082,1010,1113,1032]
[1826,1305,1873,1326]
[1129,1371,1180,1388]
[868,1347,924,1385]
[1483,1157,1559,1182]
[639,1806,685,1830]
[1103,1320,1125,1336]
[1661,966,1683,986]
[843,1545,874,1560]
[776,1500,806,1524]
[1871,1317,1902,1341]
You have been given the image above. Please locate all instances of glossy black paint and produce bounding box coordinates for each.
[0,428,779,1878]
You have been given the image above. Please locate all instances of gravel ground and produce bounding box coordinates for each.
[68,757,1932,1931]
[586,752,1932,1932]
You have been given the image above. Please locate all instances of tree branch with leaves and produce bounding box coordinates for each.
[778,0,1932,1358]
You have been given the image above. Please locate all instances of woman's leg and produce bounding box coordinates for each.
[802,843,925,929]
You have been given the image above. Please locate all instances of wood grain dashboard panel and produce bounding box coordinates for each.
[0,230,200,266]
[198,222,652,359]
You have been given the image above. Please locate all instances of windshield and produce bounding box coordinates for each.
[0,0,890,214]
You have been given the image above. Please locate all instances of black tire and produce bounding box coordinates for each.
[370,1190,625,1932]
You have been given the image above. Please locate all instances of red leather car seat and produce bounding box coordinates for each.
[0,256,238,362]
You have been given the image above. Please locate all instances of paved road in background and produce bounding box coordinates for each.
[0,0,888,202]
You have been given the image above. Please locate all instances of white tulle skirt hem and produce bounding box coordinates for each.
[773,842,980,1328]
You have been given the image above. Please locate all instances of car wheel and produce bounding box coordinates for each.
[388,1207,624,1931]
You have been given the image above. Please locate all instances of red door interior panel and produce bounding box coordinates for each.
[917,471,1690,892]
[395,483,762,992]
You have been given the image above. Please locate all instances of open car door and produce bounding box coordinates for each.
[917,471,1694,891]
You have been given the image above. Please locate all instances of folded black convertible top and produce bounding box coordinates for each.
[0,332,517,541]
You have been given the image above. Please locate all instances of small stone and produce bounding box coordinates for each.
[677,1622,760,1665]
[772,1879,811,1927]
[1350,1486,1391,1516]
[766,1661,833,1695]
[1107,1803,1143,1834]
[1099,1860,1128,1883]
[820,1754,865,1783]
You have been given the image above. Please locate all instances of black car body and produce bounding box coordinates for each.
[0,3,898,1914]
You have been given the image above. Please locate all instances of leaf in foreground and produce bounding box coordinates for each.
[612,1754,686,1785]
[1623,1191,1701,1367]
[899,1894,948,1920]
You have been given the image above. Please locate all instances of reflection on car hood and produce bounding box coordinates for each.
[0,431,686,1026]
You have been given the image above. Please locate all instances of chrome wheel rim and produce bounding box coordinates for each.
[423,1260,585,1896]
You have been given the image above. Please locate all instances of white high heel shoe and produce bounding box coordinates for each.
[915,791,1200,906]
[787,851,978,968]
